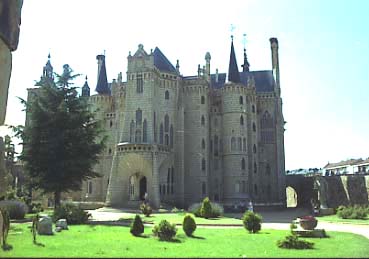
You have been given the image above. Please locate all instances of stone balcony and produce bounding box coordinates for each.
[116,142,171,154]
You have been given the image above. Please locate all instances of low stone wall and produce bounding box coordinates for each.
[324,175,369,208]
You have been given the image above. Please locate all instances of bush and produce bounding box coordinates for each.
[130,214,144,236]
[0,200,27,219]
[152,220,177,241]
[183,214,197,236]
[200,197,212,219]
[140,203,152,217]
[242,210,262,233]
[337,205,368,219]
[52,203,91,224]
[277,234,314,249]
[188,203,201,217]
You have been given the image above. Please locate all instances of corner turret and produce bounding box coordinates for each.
[82,76,90,97]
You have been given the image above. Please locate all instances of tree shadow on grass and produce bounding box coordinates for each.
[158,238,182,243]
[33,241,45,247]
[189,234,205,240]
[1,244,13,251]
[136,234,150,238]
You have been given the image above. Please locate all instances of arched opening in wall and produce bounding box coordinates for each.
[139,176,147,201]
[286,186,298,208]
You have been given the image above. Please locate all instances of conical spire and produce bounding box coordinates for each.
[95,54,111,95]
[228,38,240,83]
[82,76,90,97]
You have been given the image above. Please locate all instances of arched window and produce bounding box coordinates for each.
[108,148,112,155]
[201,95,205,104]
[266,163,271,175]
[254,162,257,174]
[252,105,255,113]
[201,158,206,171]
[238,137,242,151]
[202,139,205,149]
[135,130,141,143]
[136,73,143,93]
[159,185,162,194]
[240,96,244,104]
[241,158,246,170]
[165,134,169,146]
[165,90,170,100]
[240,115,244,126]
[201,115,205,126]
[253,122,256,132]
[253,144,257,154]
[170,125,174,147]
[143,119,147,142]
[202,182,206,195]
[231,137,236,151]
[243,138,246,152]
[164,114,169,132]
[130,120,134,142]
[160,123,164,144]
[136,109,142,126]
[235,181,240,193]
[110,120,113,128]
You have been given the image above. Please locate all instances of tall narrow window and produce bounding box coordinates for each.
[253,144,257,154]
[170,125,174,147]
[254,162,257,174]
[240,115,244,126]
[153,112,157,142]
[241,158,246,170]
[165,134,169,146]
[253,122,256,132]
[165,90,170,100]
[266,163,271,175]
[238,137,242,151]
[88,181,93,194]
[243,138,246,152]
[214,135,219,156]
[201,95,205,104]
[252,105,255,113]
[164,114,169,132]
[135,130,141,143]
[220,138,223,153]
[160,124,164,144]
[136,74,143,93]
[201,158,206,171]
[239,96,243,104]
[201,115,205,126]
[167,168,170,184]
[130,120,134,142]
[231,137,236,151]
[136,109,142,126]
[202,139,205,149]
[143,120,147,142]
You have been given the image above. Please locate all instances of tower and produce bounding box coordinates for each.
[270,38,280,89]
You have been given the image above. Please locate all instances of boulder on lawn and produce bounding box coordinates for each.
[37,216,53,235]
[56,219,68,230]
[55,226,62,232]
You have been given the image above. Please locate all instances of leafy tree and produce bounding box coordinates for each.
[20,64,106,208]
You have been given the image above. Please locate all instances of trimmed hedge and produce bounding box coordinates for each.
[0,200,27,219]
[183,214,196,236]
[337,205,368,219]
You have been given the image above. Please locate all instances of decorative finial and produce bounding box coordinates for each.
[85,75,88,81]
[243,33,247,50]
[48,53,51,59]
[230,24,235,41]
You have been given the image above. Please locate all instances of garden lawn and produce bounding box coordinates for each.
[120,212,243,225]
[2,223,369,258]
[317,214,369,225]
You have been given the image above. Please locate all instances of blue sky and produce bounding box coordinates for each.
[1,0,368,170]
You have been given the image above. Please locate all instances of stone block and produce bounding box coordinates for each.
[55,219,68,230]
[37,216,53,235]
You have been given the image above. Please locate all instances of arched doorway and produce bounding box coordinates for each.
[139,176,147,201]
[286,186,297,208]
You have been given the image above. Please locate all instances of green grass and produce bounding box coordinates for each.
[119,212,243,225]
[317,214,369,225]
[2,223,369,258]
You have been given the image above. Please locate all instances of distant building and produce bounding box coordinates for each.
[323,158,369,176]
[26,37,286,209]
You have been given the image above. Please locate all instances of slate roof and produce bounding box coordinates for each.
[324,158,364,169]
[153,47,177,73]
[95,56,111,95]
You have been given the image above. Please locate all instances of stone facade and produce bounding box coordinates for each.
[27,38,286,209]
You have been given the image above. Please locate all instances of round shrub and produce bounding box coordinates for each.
[52,203,91,224]
[242,210,262,233]
[140,203,153,217]
[183,214,197,236]
[0,200,27,219]
[200,197,212,219]
[152,219,177,241]
[130,214,144,236]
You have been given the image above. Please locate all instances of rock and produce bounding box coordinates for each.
[56,219,68,230]
[37,216,53,235]
[55,226,62,232]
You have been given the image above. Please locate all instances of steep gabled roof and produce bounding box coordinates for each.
[153,47,177,73]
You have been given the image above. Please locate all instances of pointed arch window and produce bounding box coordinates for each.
[252,105,255,113]
[201,95,205,104]
[241,158,246,170]
[254,162,257,174]
[243,138,246,152]
[240,115,244,126]
[202,139,205,149]
[239,96,243,104]
[160,123,164,144]
[252,122,256,132]
[201,158,206,171]
[136,73,143,93]
[253,144,257,154]
[261,111,273,129]
[136,109,142,126]
[231,137,236,151]
[201,115,205,126]
[164,114,169,132]
[237,137,242,151]
[143,119,147,142]
[165,90,170,100]
[170,125,174,147]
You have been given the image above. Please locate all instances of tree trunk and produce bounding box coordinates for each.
[54,191,61,209]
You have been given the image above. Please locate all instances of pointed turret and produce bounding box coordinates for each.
[82,76,90,97]
[95,54,111,95]
[228,37,240,83]
[241,48,250,72]
[43,53,54,80]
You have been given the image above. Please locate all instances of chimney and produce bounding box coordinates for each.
[269,38,280,88]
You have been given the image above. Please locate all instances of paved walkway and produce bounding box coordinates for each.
[87,207,369,240]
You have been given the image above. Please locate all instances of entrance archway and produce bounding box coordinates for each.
[286,186,297,208]
[139,177,147,201]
